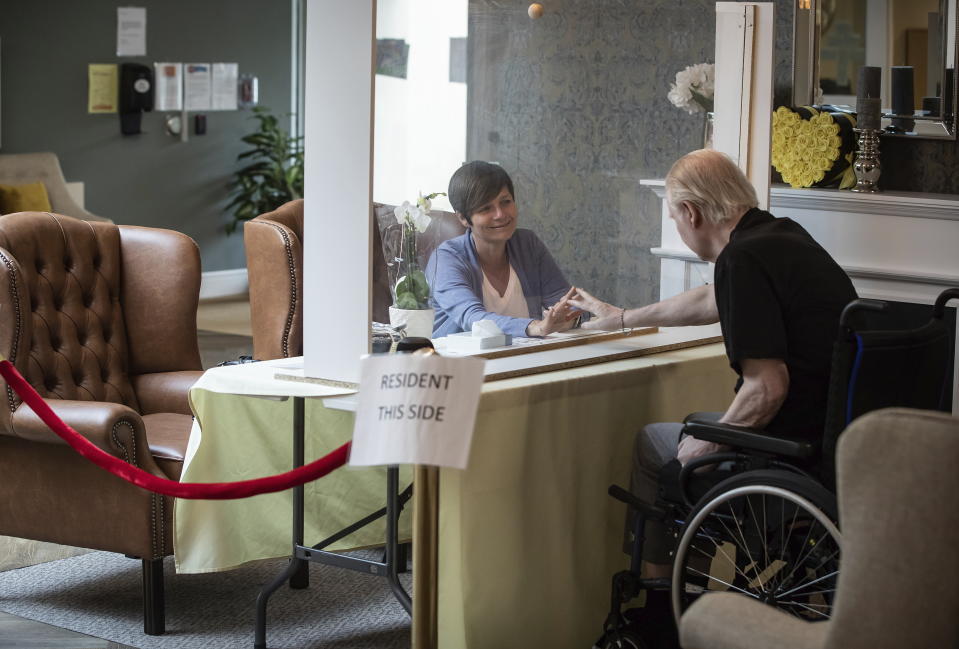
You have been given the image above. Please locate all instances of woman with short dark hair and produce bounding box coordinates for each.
[426,161,577,338]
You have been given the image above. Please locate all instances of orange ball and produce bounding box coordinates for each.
[528,3,545,19]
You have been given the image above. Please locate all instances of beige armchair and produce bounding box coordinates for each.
[679,407,959,649]
[0,152,110,222]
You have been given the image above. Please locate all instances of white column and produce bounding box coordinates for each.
[303,0,376,382]
[714,2,775,209]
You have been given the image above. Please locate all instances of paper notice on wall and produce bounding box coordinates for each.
[211,63,239,110]
[116,7,146,57]
[88,64,118,113]
[153,63,183,111]
[349,353,485,469]
[184,63,211,111]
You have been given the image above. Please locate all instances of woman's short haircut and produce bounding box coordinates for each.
[448,161,515,224]
[665,149,758,225]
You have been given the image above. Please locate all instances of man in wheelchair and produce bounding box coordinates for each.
[571,149,860,647]
[574,151,956,648]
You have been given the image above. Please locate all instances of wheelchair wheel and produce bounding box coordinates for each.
[670,469,840,626]
[595,628,648,649]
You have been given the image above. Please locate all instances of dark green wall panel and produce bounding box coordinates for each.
[0,0,292,272]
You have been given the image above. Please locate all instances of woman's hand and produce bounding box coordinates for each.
[526,287,578,337]
[567,288,622,331]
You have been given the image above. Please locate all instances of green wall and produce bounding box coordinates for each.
[0,0,293,272]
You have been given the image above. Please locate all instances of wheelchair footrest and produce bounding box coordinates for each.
[608,484,666,520]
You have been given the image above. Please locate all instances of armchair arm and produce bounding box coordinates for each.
[244,217,303,360]
[683,416,816,459]
[132,371,203,415]
[8,399,167,475]
[680,592,827,649]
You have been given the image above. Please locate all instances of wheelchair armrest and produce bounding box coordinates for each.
[682,417,816,459]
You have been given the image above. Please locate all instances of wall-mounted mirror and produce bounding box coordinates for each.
[794,0,957,139]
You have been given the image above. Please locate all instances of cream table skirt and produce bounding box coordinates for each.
[434,343,734,649]
[172,343,734,649]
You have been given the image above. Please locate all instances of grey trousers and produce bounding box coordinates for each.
[626,422,685,564]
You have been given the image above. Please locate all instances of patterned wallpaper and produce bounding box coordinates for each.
[465,0,956,308]
[881,136,959,193]
[465,0,794,307]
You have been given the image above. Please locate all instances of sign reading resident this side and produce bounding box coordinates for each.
[350,354,485,469]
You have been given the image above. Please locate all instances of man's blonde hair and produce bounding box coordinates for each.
[665,149,758,225]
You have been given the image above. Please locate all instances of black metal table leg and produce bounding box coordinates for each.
[254,396,308,649]
[253,397,413,649]
[288,396,310,588]
[385,465,412,613]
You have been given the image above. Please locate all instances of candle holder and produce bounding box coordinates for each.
[851,128,881,193]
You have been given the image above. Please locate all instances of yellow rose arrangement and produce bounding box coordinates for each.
[771,106,857,189]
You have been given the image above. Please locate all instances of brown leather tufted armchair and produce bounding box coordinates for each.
[244,199,465,360]
[0,211,203,635]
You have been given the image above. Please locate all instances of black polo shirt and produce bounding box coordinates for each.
[714,208,857,438]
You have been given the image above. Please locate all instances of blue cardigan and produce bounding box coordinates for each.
[426,228,571,337]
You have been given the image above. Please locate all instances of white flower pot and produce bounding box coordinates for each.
[389,307,435,340]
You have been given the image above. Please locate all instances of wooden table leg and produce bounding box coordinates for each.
[411,465,439,649]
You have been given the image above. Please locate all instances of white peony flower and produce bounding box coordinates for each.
[668,63,715,114]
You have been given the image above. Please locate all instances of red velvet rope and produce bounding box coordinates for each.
[0,360,350,500]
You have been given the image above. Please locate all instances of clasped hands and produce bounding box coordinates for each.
[566,287,624,331]
[526,286,581,337]
[528,286,622,337]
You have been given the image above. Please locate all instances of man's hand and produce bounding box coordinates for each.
[677,436,731,466]
[567,288,622,331]
[567,284,719,331]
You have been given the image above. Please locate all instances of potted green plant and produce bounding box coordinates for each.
[379,192,445,338]
[225,107,304,234]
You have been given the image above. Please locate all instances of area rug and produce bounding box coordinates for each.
[0,551,410,649]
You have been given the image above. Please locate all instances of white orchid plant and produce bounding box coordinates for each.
[667,63,715,114]
[389,192,445,310]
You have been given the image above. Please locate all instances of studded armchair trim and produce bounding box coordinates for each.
[0,248,27,414]
[265,221,297,358]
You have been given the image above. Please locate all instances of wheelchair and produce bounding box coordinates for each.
[594,288,958,649]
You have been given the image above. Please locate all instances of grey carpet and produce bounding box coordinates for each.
[0,551,411,649]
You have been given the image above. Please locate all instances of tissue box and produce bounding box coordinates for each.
[444,331,511,352]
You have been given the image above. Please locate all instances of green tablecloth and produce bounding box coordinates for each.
[174,361,411,574]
